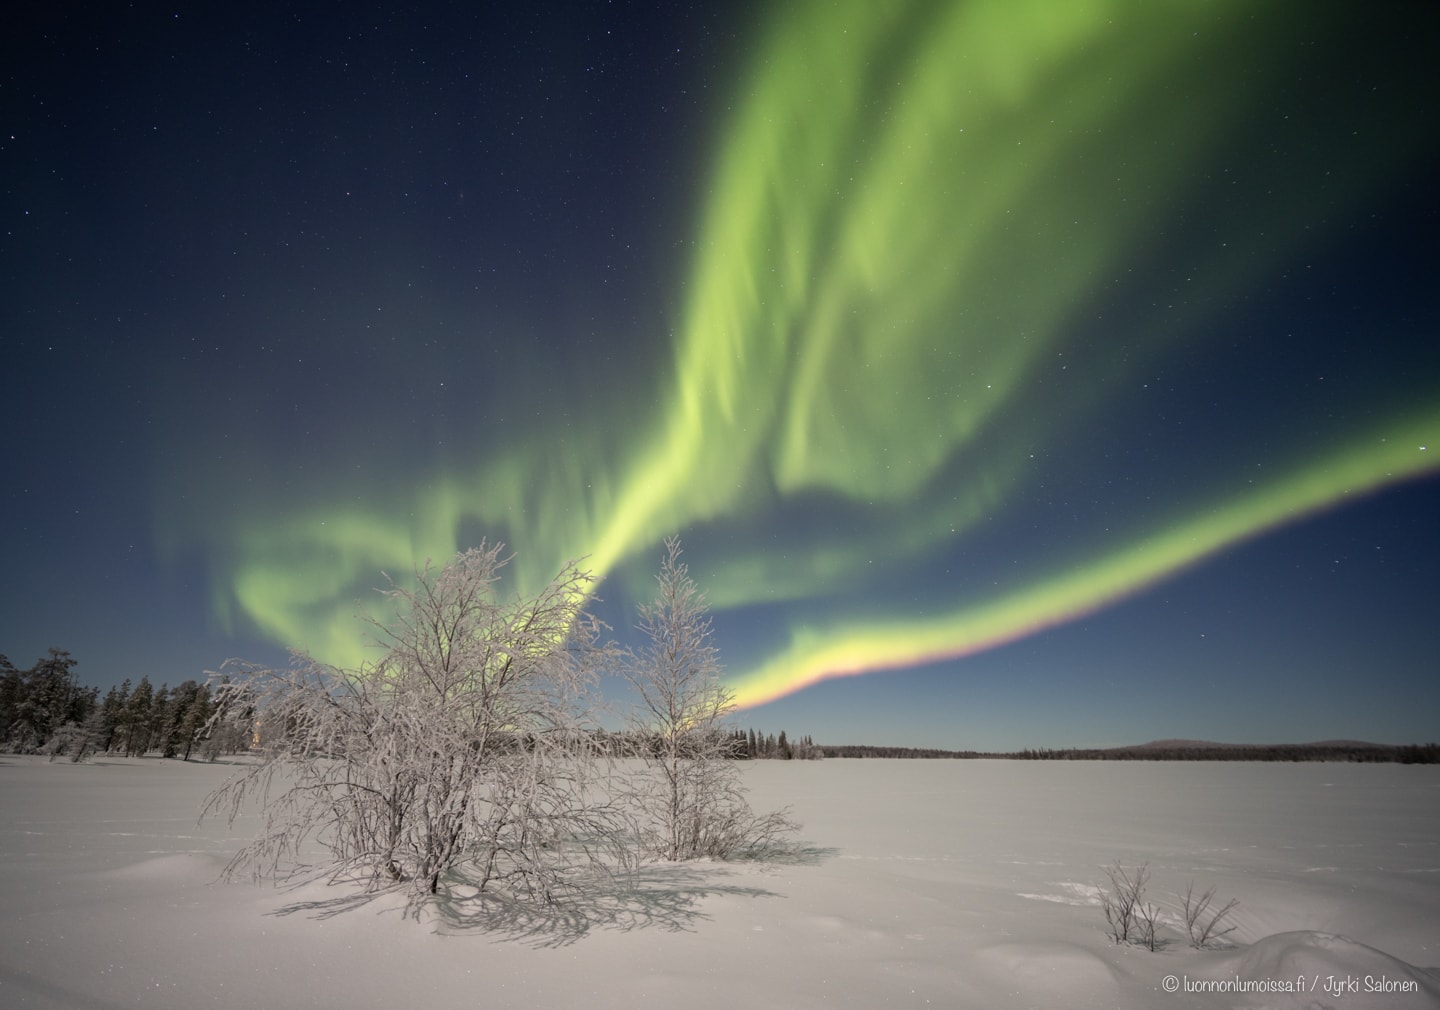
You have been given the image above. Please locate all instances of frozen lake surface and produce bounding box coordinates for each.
[1,756,1437,1008]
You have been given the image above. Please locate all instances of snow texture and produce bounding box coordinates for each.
[1,756,1437,1009]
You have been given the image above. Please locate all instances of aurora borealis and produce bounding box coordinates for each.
[5,1,1437,748]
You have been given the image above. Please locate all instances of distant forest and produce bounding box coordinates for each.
[820,742,1440,763]
[4,650,1435,764]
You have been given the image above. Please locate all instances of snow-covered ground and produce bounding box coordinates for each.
[1,756,1436,1009]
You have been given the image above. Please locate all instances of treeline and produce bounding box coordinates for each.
[999,743,1440,763]
[730,728,823,760]
[821,744,983,759]
[1,650,825,764]
[599,728,821,760]
[0,649,252,762]
[12,649,1432,766]
[815,742,1440,763]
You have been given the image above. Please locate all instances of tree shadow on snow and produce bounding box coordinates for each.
[265,863,774,947]
[437,863,777,947]
[730,842,837,867]
[269,884,393,922]
[269,841,838,948]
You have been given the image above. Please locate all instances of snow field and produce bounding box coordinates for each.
[1,756,1436,1009]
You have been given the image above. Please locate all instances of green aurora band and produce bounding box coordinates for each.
[177,0,1438,703]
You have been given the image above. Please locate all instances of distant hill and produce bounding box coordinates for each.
[1129,738,1383,751]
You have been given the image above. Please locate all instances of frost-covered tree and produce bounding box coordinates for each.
[9,650,67,750]
[618,538,796,861]
[202,544,623,905]
[200,675,255,758]
[2,649,95,754]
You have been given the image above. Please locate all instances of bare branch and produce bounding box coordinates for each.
[1181,880,1239,949]
[1099,861,1149,944]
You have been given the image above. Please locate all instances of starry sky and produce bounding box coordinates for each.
[5,1,1437,750]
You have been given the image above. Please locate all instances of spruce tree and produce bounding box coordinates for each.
[123,677,153,756]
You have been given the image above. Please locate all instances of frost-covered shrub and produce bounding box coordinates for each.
[202,544,623,905]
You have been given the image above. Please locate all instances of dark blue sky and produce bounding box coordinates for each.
[4,1,1437,749]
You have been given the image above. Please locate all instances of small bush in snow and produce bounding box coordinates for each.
[1100,860,1150,945]
[1099,861,1240,951]
[1180,880,1239,949]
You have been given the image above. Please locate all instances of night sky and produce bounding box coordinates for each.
[5,2,1437,750]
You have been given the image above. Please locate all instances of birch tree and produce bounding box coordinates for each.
[202,543,622,905]
[619,537,796,860]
